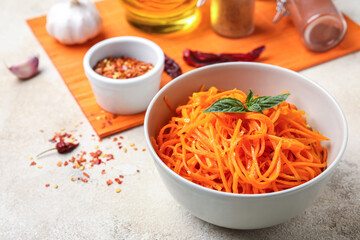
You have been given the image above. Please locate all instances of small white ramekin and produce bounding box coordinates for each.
[83,36,164,115]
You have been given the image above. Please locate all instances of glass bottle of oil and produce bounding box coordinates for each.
[120,0,200,33]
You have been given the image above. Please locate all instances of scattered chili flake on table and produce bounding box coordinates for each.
[114,178,123,184]
[32,130,145,193]
[94,56,154,79]
[81,178,88,183]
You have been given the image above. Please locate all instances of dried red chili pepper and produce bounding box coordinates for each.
[56,140,79,154]
[37,133,79,158]
[164,54,182,79]
[183,45,266,68]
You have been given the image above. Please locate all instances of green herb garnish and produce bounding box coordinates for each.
[203,90,290,114]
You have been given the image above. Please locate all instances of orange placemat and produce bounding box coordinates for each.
[27,0,360,138]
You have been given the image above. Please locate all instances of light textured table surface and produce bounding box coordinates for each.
[1,0,359,239]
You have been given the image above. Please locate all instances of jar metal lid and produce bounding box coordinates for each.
[273,0,289,23]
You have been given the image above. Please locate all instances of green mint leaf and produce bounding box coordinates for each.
[252,93,290,111]
[245,89,254,106]
[247,103,263,113]
[203,97,248,113]
[203,91,290,114]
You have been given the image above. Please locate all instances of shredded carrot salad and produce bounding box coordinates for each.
[152,87,329,194]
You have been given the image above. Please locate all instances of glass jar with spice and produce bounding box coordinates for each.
[210,0,255,38]
[274,0,347,52]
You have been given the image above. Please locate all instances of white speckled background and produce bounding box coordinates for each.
[0,0,359,239]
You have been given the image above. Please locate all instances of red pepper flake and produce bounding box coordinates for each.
[90,150,103,166]
[113,137,118,142]
[106,179,113,186]
[119,175,124,179]
[57,161,62,167]
[30,161,36,166]
[114,178,123,184]
[45,184,50,187]
[107,121,113,126]
[94,56,154,79]
[64,161,68,166]
[106,154,114,161]
[81,178,88,183]
[119,136,124,139]
[142,148,146,151]
[83,172,90,178]
[134,148,138,151]
[101,169,106,175]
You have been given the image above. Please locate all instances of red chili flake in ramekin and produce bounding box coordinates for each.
[106,179,113,186]
[94,56,154,80]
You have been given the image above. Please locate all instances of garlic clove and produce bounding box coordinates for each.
[8,55,39,79]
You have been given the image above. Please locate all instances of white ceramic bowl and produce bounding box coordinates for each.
[83,36,164,115]
[144,62,348,229]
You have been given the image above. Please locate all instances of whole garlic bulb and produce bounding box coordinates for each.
[46,0,102,45]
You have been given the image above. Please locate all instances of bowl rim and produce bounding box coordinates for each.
[83,36,164,86]
[144,62,348,199]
